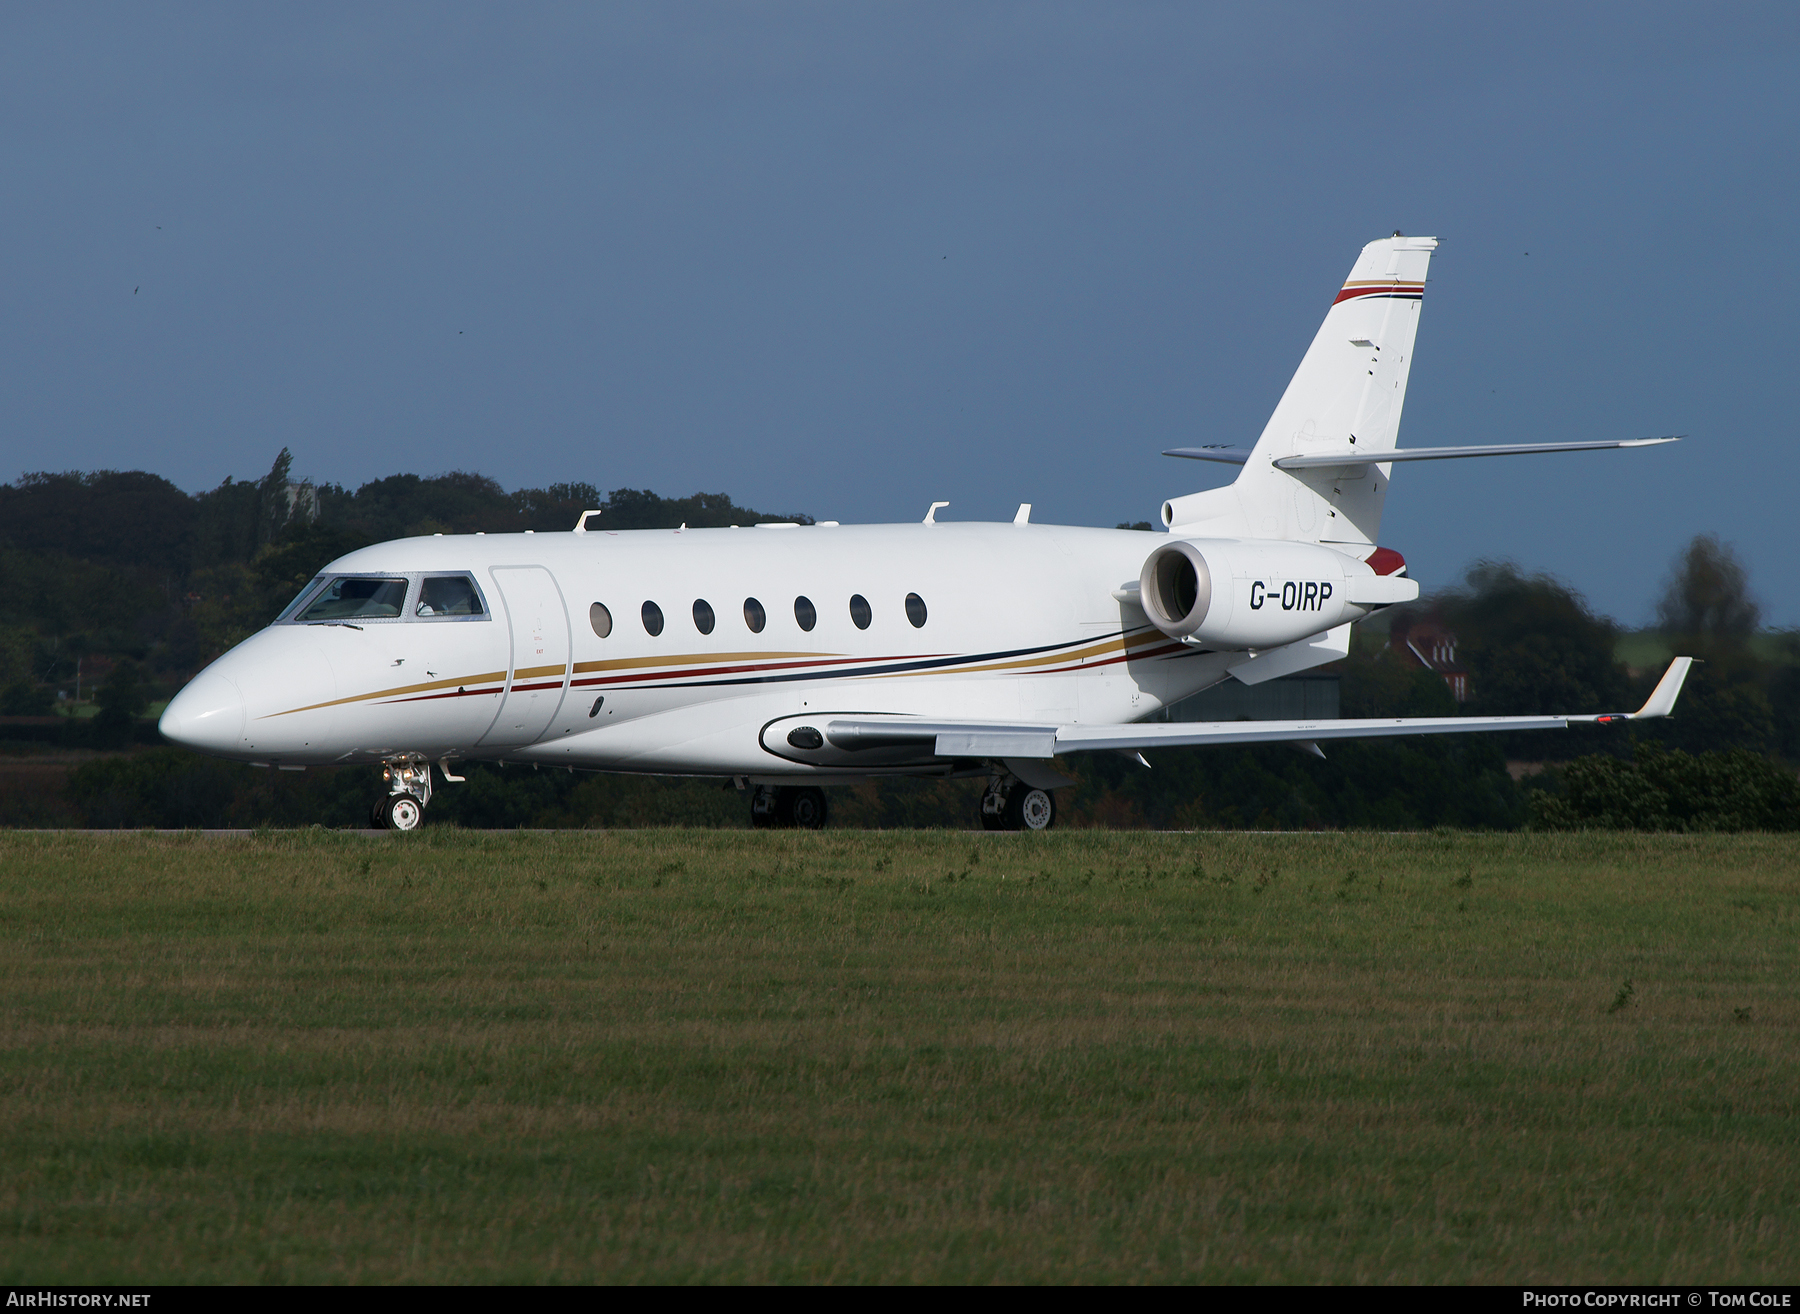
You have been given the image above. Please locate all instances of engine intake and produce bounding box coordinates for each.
[1137,538,1413,650]
[1139,539,1214,638]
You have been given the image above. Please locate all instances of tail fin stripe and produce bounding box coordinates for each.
[1333,283,1425,305]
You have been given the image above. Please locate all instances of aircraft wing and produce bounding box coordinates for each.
[821,658,1694,761]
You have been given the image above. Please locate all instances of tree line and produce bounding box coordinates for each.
[0,449,809,716]
[2,454,1796,829]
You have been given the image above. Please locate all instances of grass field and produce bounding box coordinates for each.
[1,829,1795,1283]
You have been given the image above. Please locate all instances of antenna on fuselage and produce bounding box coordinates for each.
[573,509,602,534]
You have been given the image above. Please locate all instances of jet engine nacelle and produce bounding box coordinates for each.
[1137,538,1410,650]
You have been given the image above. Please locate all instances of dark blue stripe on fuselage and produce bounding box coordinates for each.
[574,628,1174,693]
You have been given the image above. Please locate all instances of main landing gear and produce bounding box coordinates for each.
[749,784,829,830]
[372,754,433,832]
[980,773,1058,832]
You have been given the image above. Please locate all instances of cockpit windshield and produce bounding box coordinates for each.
[276,575,326,623]
[297,577,410,621]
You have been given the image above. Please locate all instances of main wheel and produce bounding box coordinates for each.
[1002,786,1056,832]
[380,793,425,832]
[783,786,828,830]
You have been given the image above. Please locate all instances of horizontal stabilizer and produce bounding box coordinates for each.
[1162,445,1253,464]
[1273,436,1681,470]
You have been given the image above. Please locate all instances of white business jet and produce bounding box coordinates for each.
[159,234,1690,831]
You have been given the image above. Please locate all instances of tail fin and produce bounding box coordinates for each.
[1163,234,1438,545]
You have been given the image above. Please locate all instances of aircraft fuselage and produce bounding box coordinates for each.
[161,521,1254,780]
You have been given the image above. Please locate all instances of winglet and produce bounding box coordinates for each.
[1629,656,1696,720]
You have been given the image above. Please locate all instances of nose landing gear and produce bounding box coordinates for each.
[373,754,434,831]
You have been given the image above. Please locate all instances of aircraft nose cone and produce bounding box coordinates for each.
[159,672,246,755]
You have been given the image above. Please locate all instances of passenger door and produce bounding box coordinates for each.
[477,566,571,748]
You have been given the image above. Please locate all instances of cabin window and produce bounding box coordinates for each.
[693,599,715,635]
[906,592,928,627]
[849,594,872,629]
[415,574,485,618]
[743,597,766,633]
[794,596,816,632]
[297,576,409,622]
[590,602,613,638]
[642,601,664,636]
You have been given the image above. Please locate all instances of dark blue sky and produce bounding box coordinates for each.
[4,3,1796,622]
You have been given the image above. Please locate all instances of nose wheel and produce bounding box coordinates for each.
[380,793,425,831]
[374,755,435,831]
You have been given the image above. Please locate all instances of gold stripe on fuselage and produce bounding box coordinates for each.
[261,631,1163,720]
[260,653,836,718]
[866,628,1166,679]
[262,670,509,718]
